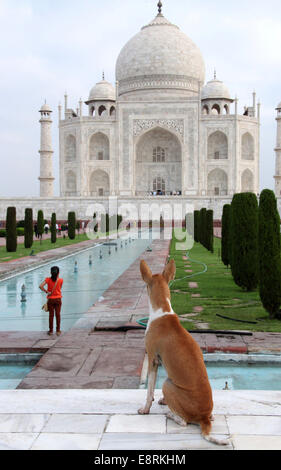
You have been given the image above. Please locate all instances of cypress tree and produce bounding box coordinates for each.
[24,208,33,249]
[258,189,281,319]
[231,193,259,291]
[37,210,44,243]
[194,211,199,243]
[206,210,214,253]
[6,207,17,253]
[51,213,57,244]
[221,204,231,267]
[68,212,76,240]
[199,208,207,248]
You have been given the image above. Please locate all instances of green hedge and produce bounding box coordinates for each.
[68,212,76,240]
[206,210,214,253]
[231,193,259,291]
[24,208,33,249]
[51,213,57,244]
[6,207,17,252]
[221,204,231,267]
[258,189,281,318]
[0,228,24,238]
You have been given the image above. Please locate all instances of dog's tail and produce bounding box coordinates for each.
[200,417,229,446]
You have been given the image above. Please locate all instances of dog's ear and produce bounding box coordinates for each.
[140,260,153,285]
[162,259,176,284]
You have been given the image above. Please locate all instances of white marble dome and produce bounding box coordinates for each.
[88,80,116,102]
[116,13,205,96]
[276,101,281,110]
[40,102,52,113]
[201,78,231,100]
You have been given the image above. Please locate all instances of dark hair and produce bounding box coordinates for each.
[51,266,60,282]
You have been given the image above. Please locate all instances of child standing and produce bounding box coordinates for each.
[40,266,63,336]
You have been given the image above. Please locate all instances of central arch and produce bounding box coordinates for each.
[135,127,182,196]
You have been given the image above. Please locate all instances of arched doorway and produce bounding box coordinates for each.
[207,168,228,196]
[242,133,255,160]
[89,170,110,197]
[89,132,110,161]
[135,127,182,196]
[208,131,228,160]
[241,169,254,192]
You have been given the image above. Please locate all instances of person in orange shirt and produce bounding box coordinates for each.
[40,266,63,336]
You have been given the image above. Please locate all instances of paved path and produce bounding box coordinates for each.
[0,389,281,450]
[16,239,170,390]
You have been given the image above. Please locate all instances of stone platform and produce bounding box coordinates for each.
[0,389,281,450]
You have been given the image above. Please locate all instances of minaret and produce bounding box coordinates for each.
[274,102,281,196]
[38,102,55,197]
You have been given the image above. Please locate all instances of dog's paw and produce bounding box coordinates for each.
[158,397,167,406]
[138,407,150,415]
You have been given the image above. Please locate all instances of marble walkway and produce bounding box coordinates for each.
[0,389,281,450]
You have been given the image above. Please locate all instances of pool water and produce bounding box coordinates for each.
[0,355,42,389]
[148,361,281,391]
[0,231,153,332]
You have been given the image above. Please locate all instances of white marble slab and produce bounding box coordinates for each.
[99,433,232,450]
[0,390,280,416]
[42,414,109,434]
[0,414,50,433]
[232,435,281,451]
[0,433,38,450]
[30,433,102,450]
[106,414,166,433]
[167,415,229,435]
[227,416,281,435]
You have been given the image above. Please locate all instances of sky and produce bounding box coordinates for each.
[0,0,280,197]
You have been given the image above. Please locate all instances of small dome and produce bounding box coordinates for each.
[40,102,52,112]
[88,80,116,102]
[276,101,281,110]
[201,79,231,100]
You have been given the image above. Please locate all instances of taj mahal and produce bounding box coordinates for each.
[1,1,281,221]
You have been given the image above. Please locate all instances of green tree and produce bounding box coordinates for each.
[221,204,231,267]
[6,207,17,253]
[194,211,199,243]
[37,210,44,243]
[51,213,57,244]
[24,208,33,249]
[68,212,76,240]
[231,193,259,291]
[206,210,214,253]
[199,208,207,248]
[258,189,281,319]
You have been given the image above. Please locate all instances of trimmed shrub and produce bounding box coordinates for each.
[37,210,44,240]
[206,210,214,253]
[6,207,17,252]
[51,213,57,244]
[68,212,76,240]
[231,193,259,291]
[199,208,207,247]
[24,208,33,249]
[221,204,231,267]
[194,211,199,243]
[258,189,281,319]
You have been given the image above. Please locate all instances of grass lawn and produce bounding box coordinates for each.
[0,233,90,263]
[169,233,281,333]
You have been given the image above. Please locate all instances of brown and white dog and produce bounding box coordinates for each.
[138,258,228,446]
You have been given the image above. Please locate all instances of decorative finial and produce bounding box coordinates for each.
[157,1,163,15]
[214,69,217,80]
[102,71,105,81]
